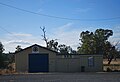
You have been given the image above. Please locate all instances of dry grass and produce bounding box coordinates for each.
[103,58,120,71]
[0,63,15,75]
[103,58,120,64]
[0,69,15,75]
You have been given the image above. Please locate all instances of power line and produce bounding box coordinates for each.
[0,26,21,40]
[0,2,120,21]
[0,2,77,20]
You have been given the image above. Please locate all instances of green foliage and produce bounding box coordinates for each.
[0,42,4,53]
[0,42,8,69]
[0,53,5,68]
[47,40,76,54]
[40,26,77,54]
[47,39,58,51]
[78,29,113,54]
[15,45,22,52]
[6,52,15,64]
[58,44,72,54]
[78,28,120,64]
[78,31,94,54]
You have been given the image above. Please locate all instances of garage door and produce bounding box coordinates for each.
[28,54,49,73]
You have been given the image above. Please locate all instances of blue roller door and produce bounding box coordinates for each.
[29,54,49,73]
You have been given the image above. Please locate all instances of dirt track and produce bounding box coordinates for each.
[0,72,120,82]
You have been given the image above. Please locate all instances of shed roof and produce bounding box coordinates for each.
[57,53,102,55]
[14,44,58,54]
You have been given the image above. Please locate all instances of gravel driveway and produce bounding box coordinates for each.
[0,72,120,82]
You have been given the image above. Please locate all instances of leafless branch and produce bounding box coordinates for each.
[40,26,48,47]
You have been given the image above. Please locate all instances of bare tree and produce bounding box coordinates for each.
[40,26,48,47]
[107,41,120,64]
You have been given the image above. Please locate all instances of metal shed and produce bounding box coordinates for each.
[15,44,103,73]
[15,44,57,73]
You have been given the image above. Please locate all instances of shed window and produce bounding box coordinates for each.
[88,56,94,67]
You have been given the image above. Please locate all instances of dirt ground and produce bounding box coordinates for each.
[0,73,120,82]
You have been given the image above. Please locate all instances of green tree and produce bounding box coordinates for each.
[78,31,94,54]
[94,29,113,54]
[15,45,22,52]
[58,44,74,54]
[78,29,120,64]
[107,46,116,64]
[40,26,76,53]
[40,26,58,51]
[0,42,6,68]
[78,29,113,54]
[47,39,58,51]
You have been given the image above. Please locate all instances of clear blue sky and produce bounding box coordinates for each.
[0,0,120,52]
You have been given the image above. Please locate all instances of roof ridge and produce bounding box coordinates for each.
[14,44,58,54]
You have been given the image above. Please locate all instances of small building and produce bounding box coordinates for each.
[15,44,103,73]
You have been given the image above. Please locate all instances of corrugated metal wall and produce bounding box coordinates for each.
[55,55,103,72]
